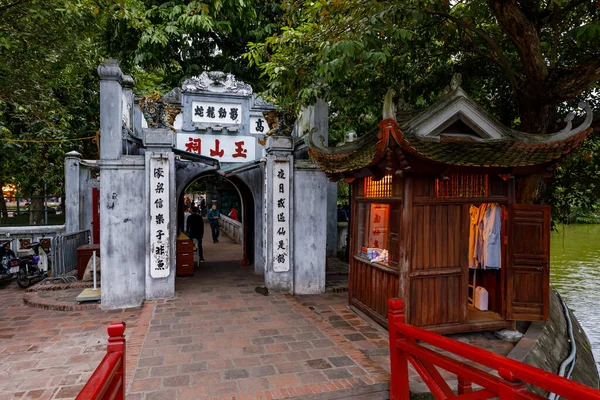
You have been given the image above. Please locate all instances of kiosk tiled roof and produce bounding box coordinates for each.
[308,86,594,177]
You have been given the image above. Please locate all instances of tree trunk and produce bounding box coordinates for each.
[516,175,545,205]
[29,196,45,226]
[517,86,557,134]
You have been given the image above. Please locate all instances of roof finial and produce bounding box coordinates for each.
[443,73,462,95]
[383,89,397,121]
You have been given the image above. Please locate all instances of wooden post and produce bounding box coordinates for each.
[458,377,473,394]
[106,321,126,400]
[388,298,410,400]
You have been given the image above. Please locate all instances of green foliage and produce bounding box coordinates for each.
[246,0,600,216]
[0,0,108,221]
[545,132,600,224]
[105,0,284,91]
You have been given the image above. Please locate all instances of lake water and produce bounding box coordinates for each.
[551,224,600,371]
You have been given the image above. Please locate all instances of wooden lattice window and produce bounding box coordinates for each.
[435,174,489,198]
[364,175,392,198]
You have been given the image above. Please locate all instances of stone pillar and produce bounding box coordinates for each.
[64,151,82,233]
[122,75,135,131]
[309,100,338,257]
[144,128,176,300]
[264,135,294,293]
[98,59,124,160]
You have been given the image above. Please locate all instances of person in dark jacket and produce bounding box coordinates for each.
[207,204,221,243]
[186,206,205,263]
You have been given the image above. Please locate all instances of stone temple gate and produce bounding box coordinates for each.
[65,60,338,309]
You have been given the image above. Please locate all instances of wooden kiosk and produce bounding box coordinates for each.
[309,84,593,334]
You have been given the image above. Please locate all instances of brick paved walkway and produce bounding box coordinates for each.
[128,233,390,400]
[0,224,516,400]
[0,279,151,400]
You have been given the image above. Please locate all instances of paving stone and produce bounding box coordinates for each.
[323,368,352,380]
[252,337,275,345]
[223,368,249,380]
[163,375,190,387]
[237,377,271,392]
[306,359,333,370]
[180,362,208,373]
[275,362,304,374]
[53,385,85,399]
[150,365,179,377]
[249,364,277,377]
[146,389,178,400]
[328,355,356,367]
[130,378,161,393]
[311,339,334,348]
[259,329,280,336]
[345,333,368,342]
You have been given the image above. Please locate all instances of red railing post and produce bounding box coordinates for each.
[106,321,126,400]
[388,298,410,400]
[457,377,473,394]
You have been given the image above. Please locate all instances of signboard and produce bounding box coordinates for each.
[191,101,242,125]
[149,155,170,278]
[250,116,267,134]
[177,133,256,163]
[272,160,290,272]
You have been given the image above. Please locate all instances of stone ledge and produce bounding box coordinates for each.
[26,280,97,292]
[23,290,101,312]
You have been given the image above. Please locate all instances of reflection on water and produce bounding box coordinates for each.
[551,224,600,371]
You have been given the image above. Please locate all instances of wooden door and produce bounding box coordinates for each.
[408,204,468,327]
[506,204,550,321]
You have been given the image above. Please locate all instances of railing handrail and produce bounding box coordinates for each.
[387,298,600,400]
[220,214,242,227]
[77,321,126,400]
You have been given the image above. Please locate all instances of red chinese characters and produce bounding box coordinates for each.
[210,139,224,157]
[185,137,201,154]
[232,141,248,158]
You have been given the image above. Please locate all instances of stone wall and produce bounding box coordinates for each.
[99,157,146,309]
[510,288,599,394]
[233,167,264,276]
[293,160,328,294]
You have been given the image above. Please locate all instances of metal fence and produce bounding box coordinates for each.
[0,195,65,226]
[52,230,90,277]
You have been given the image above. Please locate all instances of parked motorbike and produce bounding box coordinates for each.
[0,240,20,283]
[16,242,49,288]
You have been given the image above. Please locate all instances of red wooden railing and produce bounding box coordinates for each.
[387,299,600,400]
[77,321,126,400]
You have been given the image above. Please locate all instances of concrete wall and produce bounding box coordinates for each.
[79,166,98,238]
[99,156,146,309]
[509,288,599,394]
[233,167,264,276]
[293,160,328,294]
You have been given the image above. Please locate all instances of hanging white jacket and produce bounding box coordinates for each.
[481,204,502,269]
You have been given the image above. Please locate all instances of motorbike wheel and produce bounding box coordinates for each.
[16,267,30,288]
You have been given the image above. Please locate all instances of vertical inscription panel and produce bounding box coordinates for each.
[150,155,170,278]
[272,160,290,272]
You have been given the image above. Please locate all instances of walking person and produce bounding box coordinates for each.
[186,206,205,263]
[207,204,221,243]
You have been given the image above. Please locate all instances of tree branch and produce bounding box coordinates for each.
[549,56,600,101]
[0,0,29,14]
[487,0,548,82]
[425,9,520,91]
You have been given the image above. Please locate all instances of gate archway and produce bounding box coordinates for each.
[177,170,257,268]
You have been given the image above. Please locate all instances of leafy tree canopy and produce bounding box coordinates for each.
[245,0,600,219]
[0,0,111,222]
[246,0,600,136]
